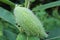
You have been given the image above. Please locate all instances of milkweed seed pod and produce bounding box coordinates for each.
[14,5,48,38]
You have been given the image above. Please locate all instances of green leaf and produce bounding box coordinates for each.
[3,22,19,34]
[16,33,27,40]
[33,1,60,11]
[4,29,17,40]
[43,17,60,40]
[46,36,60,40]
[0,7,16,26]
[0,21,3,40]
[0,21,3,37]
[40,1,60,10]
[28,36,40,40]
[16,33,40,40]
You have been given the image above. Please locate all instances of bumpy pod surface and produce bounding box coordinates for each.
[14,6,48,38]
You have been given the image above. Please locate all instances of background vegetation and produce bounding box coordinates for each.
[0,0,60,40]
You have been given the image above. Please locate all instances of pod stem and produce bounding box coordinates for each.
[25,0,30,8]
[27,36,28,40]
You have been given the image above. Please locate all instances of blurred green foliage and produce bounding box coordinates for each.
[0,0,60,40]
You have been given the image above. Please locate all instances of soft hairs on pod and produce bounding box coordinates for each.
[14,6,48,38]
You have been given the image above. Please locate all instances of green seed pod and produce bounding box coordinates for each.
[14,6,48,38]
